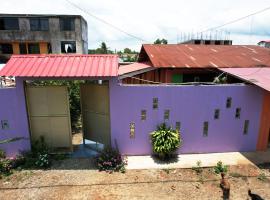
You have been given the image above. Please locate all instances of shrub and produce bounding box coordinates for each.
[0,158,13,176]
[35,154,50,168]
[0,149,5,159]
[150,123,181,160]
[16,137,51,169]
[192,160,203,174]
[214,161,228,174]
[96,147,127,173]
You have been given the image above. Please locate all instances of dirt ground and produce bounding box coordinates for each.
[0,159,270,200]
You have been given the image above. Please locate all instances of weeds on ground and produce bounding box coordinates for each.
[162,168,171,174]
[229,172,242,178]
[258,173,268,182]
[214,161,228,174]
[51,153,69,161]
[192,160,203,174]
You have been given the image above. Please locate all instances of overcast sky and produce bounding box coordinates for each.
[1,0,270,51]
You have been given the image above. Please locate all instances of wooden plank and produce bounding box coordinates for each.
[256,91,270,151]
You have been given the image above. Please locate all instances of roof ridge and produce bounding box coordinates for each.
[11,54,118,58]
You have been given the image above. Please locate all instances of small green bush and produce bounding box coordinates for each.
[0,149,5,159]
[214,161,228,174]
[96,147,127,173]
[192,160,203,174]
[17,137,51,169]
[150,123,181,160]
[0,158,13,176]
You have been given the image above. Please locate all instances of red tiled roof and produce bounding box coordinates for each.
[140,44,270,68]
[118,62,153,75]
[220,67,270,92]
[0,54,118,77]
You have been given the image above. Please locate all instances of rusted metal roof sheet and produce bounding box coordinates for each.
[118,62,153,75]
[0,54,118,77]
[140,44,270,68]
[220,67,270,92]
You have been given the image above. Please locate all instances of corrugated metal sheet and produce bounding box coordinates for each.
[220,67,270,92]
[140,44,270,68]
[0,54,118,77]
[118,62,153,75]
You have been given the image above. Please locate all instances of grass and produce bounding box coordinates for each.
[257,173,268,182]
[229,172,242,178]
[162,168,171,174]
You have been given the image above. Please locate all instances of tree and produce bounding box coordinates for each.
[154,38,168,44]
[88,42,113,54]
[123,48,132,54]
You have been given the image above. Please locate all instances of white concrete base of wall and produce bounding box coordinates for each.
[126,151,270,169]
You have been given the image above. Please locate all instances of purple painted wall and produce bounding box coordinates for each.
[0,78,31,157]
[109,79,263,155]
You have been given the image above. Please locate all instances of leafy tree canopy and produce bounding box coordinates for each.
[154,38,168,44]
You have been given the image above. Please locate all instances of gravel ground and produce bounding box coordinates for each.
[0,159,270,200]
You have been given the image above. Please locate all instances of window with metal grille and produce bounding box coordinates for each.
[243,120,249,135]
[141,110,146,121]
[203,121,208,137]
[153,98,158,109]
[214,109,220,119]
[235,108,241,119]
[60,17,75,31]
[30,18,49,31]
[19,43,27,54]
[0,43,13,54]
[164,110,170,120]
[0,18,19,30]
[28,43,40,54]
[226,97,232,108]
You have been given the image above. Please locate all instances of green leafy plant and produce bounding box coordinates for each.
[0,149,5,159]
[96,147,127,173]
[150,123,181,160]
[35,154,50,168]
[214,161,228,174]
[17,136,51,169]
[0,158,13,176]
[192,160,203,174]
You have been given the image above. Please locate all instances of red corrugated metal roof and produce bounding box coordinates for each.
[219,67,270,92]
[118,62,153,75]
[140,44,270,68]
[0,54,118,77]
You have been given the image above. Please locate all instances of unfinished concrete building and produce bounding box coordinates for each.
[180,39,232,45]
[0,14,88,63]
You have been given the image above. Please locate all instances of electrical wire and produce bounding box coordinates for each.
[198,6,270,34]
[64,0,149,43]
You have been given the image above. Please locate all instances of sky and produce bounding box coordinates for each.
[1,0,270,51]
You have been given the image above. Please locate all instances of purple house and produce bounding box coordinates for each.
[0,44,270,157]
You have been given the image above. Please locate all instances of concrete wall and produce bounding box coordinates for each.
[110,79,263,155]
[0,78,31,157]
[0,15,87,54]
